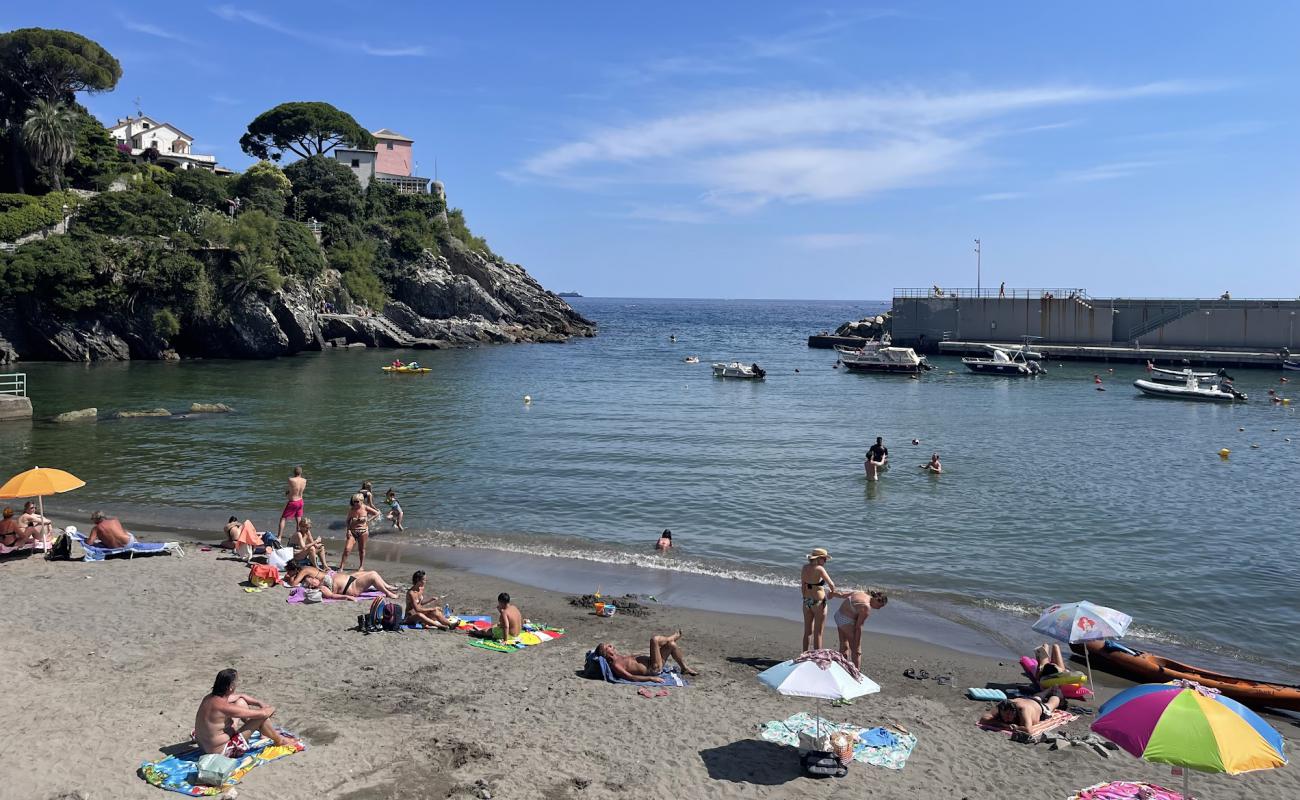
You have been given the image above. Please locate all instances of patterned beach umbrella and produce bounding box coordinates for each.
[1032,600,1132,687]
[758,658,881,701]
[1092,680,1287,797]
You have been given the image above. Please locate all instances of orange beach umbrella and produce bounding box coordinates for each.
[0,466,86,549]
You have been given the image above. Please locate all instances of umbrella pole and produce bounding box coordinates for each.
[38,495,47,551]
[1085,646,1095,691]
[1183,767,1189,799]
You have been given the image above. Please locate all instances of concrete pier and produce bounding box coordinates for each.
[0,395,32,422]
[937,340,1288,368]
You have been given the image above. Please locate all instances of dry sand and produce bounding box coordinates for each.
[1,534,1296,800]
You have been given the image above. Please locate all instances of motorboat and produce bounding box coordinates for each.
[1146,363,1230,384]
[834,335,931,374]
[1133,374,1246,402]
[1284,360,1300,372]
[683,356,700,364]
[962,345,1046,375]
[712,361,766,379]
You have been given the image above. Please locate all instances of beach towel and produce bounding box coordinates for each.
[978,709,1078,736]
[1069,782,1183,800]
[0,538,47,556]
[70,532,180,562]
[467,624,565,653]
[759,713,917,770]
[586,652,689,687]
[967,687,1008,701]
[285,586,384,604]
[139,730,305,796]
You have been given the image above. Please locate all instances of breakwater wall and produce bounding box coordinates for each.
[891,290,1300,354]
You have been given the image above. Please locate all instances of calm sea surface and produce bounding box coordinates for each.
[4,298,1298,672]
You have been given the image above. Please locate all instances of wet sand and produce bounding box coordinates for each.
[1,527,1296,799]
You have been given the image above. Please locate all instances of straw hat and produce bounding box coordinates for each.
[806,548,831,562]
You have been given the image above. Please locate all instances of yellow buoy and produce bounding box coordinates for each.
[1283,398,1291,405]
[1218,448,1230,458]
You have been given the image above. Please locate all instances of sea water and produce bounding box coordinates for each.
[4,298,1298,676]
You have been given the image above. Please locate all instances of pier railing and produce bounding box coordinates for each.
[0,373,26,397]
[894,287,1089,300]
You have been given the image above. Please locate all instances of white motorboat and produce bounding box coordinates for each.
[1134,374,1247,403]
[835,335,930,374]
[1284,360,1300,372]
[962,345,1046,375]
[712,361,766,379]
[1146,364,1229,384]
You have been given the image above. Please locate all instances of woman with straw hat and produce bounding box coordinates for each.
[800,548,838,652]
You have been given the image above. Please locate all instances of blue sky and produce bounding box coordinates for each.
[12,2,1300,299]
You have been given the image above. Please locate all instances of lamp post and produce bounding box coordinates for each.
[1289,311,1295,350]
[974,238,982,295]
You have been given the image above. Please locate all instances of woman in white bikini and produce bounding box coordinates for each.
[833,589,888,669]
[800,548,837,652]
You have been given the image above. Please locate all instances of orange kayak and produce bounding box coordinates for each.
[1072,640,1300,711]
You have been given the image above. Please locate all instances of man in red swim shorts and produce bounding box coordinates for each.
[278,466,307,539]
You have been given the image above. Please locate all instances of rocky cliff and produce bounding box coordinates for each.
[0,243,594,363]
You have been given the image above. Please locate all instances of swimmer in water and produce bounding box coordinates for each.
[921,453,942,473]
[655,529,673,550]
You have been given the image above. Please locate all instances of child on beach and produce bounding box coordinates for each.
[404,570,453,629]
[385,489,404,531]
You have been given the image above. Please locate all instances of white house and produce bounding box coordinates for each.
[107,115,219,171]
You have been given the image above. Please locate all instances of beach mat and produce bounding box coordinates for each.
[587,652,689,687]
[139,730,305,796]
[285,586,384,604]
[758,713,917,770]
[468,626,565,653]
[978,709,1078,736]
[71,532,180,562]
[1068,782,1184,800]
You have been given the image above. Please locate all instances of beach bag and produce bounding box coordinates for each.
[800,750,848,779]
[369,597,403,631]
[248,563,279,588]
[303,588,323,604]
[266,547,295,570]
[46,532,72,560]
[194,753,238,786]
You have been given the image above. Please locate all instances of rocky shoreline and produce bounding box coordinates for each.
[0,236,594,363]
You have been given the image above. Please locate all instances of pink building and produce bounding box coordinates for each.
[373,128,414,176]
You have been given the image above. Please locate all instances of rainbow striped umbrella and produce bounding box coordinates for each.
[1092,680,1287,797]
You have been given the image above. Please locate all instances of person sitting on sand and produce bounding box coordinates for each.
[1033,642,1069,681]
[800,548,837,652]
[293,518,329,570]
[194,668,299,757]
[86,511,132,548]
[833,590,888,669]
[19,501,53,542]
[655,529,673,550]
[405,570,453,629]
[920,453,942,474]
[221,516,241,549]
[302,569,398,600]
[0,506,34,548]
[978,688,1066,736]
[385,489,404,532]
[471,592,523,641]
[594,633,699,682]
[339,493,380,572]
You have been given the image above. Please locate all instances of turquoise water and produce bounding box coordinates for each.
[3,298,1298,672]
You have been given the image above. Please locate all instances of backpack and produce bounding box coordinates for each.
[46,532,71,561]
[369,597,403,631]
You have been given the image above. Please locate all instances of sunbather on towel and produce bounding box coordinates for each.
[1033,642,1068,681]
[594,632,700,682]
[302,570,398,600]
[283,562,329,587]
[978,688,1065,735]
[404,570,453,629]
[19,501,53,542]
[194,668,299,756]
[0,506,34,548]
[87,511,133,548]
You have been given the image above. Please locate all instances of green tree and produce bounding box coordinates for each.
[238,101,374,162]
[20,98,76,191]
[170,168,229,210]
[226,251,282,301]
[78,190,191,237]
[0,232,107,312]
[64,105,129,190]
[0,29,121,192]
[284,155,362,245]
[275,219,327,278]
[231,160,291,217]
[442,207,493,255]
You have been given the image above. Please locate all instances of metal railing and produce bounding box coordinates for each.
[0,373,26,397]
[893,287,1089,300]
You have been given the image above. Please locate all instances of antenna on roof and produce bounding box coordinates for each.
[434,157,438,182]
[134,96,143,117]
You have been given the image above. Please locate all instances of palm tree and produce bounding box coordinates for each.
[21,99,78,191]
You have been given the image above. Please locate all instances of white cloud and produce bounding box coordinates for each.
[121,18,195,45]
[976,191,1027,202]
[210,5,426,57]
[519,81,1213,211]
[1059,160,1163,183]
[783,232,882,250]
[622,204,715,224]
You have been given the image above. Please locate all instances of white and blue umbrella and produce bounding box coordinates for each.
[758,654,881,745]
[1032,600,1133,687]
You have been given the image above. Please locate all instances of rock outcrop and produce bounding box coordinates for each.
[53,407,97,423]
[835,313,892,340]
[113,408,170,418]
[189,403,234,413]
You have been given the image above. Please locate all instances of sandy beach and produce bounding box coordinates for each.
[1,526,1296,800]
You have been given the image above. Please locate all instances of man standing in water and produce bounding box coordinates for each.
[278,467,306,540]
[864,437,889,481]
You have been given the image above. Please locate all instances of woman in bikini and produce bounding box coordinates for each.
[302,569,398,600]
[978,688,1065,737]
[833,589,888,669]
[293,518,329,570]
[339,493,379,572]
[800,548,837,652]
[405,570,453,629]
[0,506,33,549]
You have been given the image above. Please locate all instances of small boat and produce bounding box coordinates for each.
[835,335,930,374]
[1134,374,1246,402]
[712,361,766,379]
[1284,360,1300,372]
[683,356,700,364]
[381,365,432,374]
[1072,640,1300,711]
[963,345,1046,375]
[1147,363,1230,384]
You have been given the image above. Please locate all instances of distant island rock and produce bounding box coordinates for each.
[557,291,583,298]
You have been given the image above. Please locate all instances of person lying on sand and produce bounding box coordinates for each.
[405,570,453,629]
[302,570,398,600]
[87,511,132,548]
[283,562,328,587]
[294,518,329,570]
[194,668,299,756]
[0,506,34,548]
[1033,642,1068,681]
[594,632,700,682]
[978,688,1065,736]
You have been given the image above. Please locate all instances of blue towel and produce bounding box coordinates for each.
[587,651,688,687]
[71,532,175,562]
[859,727,899,747]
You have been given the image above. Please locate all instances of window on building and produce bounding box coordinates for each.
[386,142,394,150]
[351,159,360,168]
[141,121,151,129]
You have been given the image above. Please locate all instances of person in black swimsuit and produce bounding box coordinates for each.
[978,688,1064,735]
[865,437,889,481]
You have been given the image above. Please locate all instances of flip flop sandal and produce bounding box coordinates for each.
[831,698,855,707]
[936,675,952,686]
[918,669,931,680]
[637,688,654,698]
[903,668,918,680]
[655,689,669,697]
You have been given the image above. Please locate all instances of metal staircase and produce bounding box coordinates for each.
[1127,302,1200,341]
